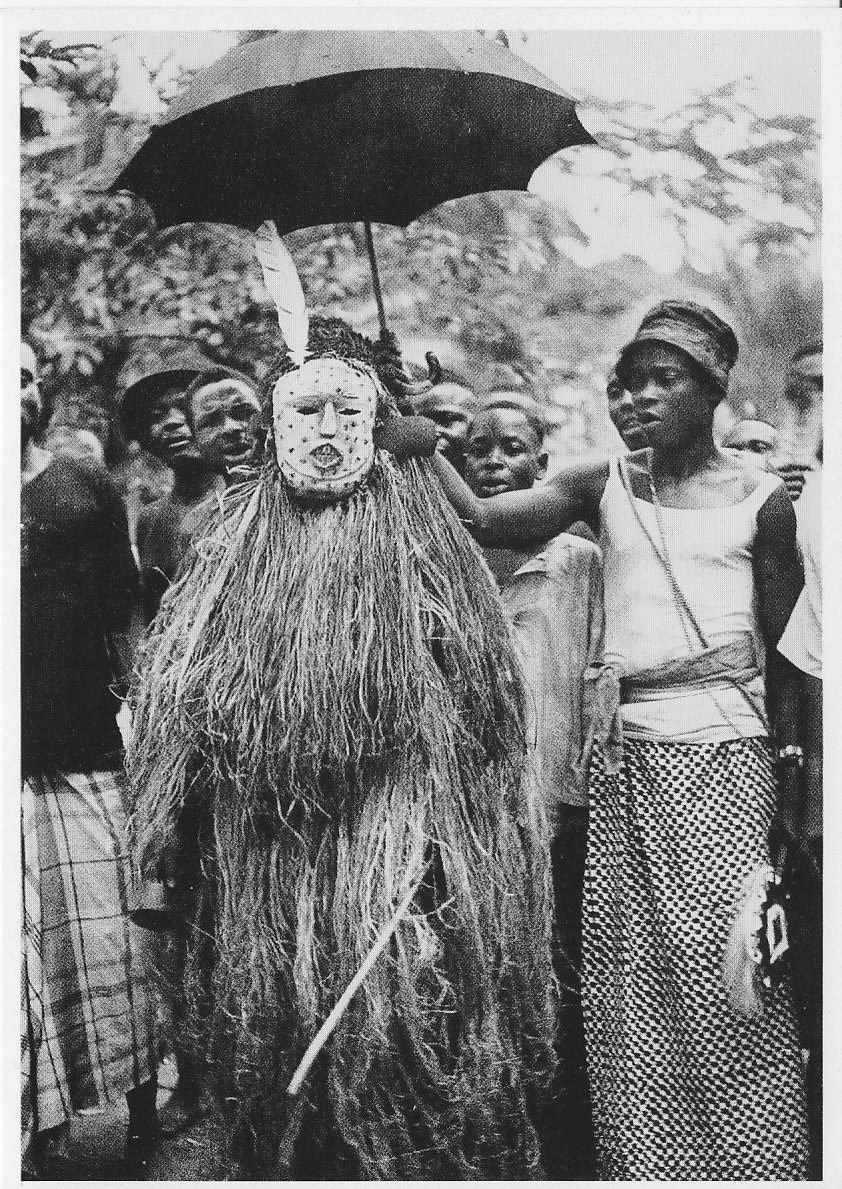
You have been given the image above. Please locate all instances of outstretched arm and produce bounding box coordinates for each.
[430,450,610,545]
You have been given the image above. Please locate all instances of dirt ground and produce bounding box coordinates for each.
[34,1058,226,1181]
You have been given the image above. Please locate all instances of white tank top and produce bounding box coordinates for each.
[599,457,782,743]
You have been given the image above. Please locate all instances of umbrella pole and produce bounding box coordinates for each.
[363,221,388,338]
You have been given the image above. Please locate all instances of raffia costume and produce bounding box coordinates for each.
[128,234,555,1178]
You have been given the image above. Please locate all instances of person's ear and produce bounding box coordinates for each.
[536,451,548,481]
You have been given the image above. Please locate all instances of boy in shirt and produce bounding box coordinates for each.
[463,393,603,1178]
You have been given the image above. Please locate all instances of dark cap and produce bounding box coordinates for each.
[120,342,212,440]
[618,301,739,393]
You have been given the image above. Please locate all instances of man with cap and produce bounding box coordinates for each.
[119,342,220,622]
[422,300,810,1178]
[20,341,158,1176]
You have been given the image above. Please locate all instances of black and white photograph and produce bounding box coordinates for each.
[10,8,837,1182]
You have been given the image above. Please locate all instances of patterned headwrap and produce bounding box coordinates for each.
[618,300,739,394]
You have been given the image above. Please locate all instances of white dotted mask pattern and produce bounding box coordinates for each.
[272,357,379,502]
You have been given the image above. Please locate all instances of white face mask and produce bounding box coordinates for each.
[272,357,379,502]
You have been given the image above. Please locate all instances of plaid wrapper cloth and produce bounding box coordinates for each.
[21,770,156,1143]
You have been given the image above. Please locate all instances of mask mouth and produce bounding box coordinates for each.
[308,443,344,472]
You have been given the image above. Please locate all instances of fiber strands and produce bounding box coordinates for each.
[128,453,555,1178]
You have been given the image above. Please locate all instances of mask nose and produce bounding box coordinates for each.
[319,401,338,437]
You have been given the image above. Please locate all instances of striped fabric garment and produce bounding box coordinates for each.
[21,769,156,1144]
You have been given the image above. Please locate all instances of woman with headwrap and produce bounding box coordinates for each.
[127,230,555,1179]
[428,301,810,1179]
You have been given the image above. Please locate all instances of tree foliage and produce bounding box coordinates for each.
[20,32,821,465]
[541,79,821,411]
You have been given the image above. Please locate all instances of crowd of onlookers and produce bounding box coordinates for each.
[21,316,822,1179]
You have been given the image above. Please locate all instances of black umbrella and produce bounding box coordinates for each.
[112,30,593,333]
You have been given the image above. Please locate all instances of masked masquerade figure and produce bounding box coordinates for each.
[128,226,555,1179]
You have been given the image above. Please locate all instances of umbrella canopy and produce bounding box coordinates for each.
[111,30,593,232]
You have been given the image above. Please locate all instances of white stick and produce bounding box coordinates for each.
[287,870,426,1096]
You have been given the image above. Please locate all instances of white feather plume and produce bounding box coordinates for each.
[254,220,309,367]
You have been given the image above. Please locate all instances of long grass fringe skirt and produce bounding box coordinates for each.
[21,770,156,1144]
[583,736,810,1180]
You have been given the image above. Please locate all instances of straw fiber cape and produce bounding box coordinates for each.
[128,345,555,1178]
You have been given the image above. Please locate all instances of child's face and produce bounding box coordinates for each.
[464,408,546,498]
[191,379,262,472]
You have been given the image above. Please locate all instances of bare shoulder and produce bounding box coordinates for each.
[137,494,175,533]
[135,495,186,557]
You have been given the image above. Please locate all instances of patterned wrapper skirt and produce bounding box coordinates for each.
[583,736,810,1180]
[21,770,156,1146]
